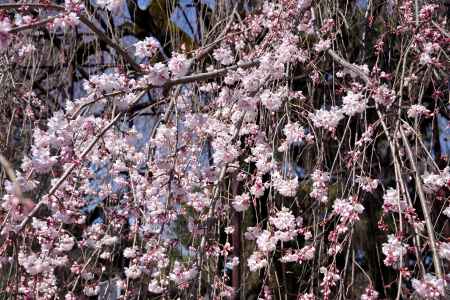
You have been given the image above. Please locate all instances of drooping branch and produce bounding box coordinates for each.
[399,127,444,281]
[0,3,141,72]
[14,89,150,233]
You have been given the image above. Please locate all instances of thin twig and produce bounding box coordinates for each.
[0,3,141,72]
[399,126,444,282]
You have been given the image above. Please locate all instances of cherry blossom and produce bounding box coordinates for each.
[314,39,331,52]
[383,188,409,213]
[248,251,268,272]
[256,230,278,252]
[134,36,161,59]
[272,171,299,197]
[356,176,379,192]
[438,242,450,261]
[443,206,450,218]
[310,107,344,132]
[96,0,124,14]
[381,235,407,267]
[421,168,450,193]
[232,193,251,212]
[408,104,431,118]
[0,0,448,298]
[341,91,366,116]
[411,274,445,299]
[332,197,364,223]
[372,85,396,107]
[310,170,330,203]
[168,53,190,77]
[213,46,234,65]
[361,287,379,300]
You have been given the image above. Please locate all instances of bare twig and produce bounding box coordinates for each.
[399,126,444,282]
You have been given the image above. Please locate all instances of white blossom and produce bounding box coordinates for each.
[314,39,331,52]
[310,107,344,132]
[232,193,251,212]
[256,230,278,252]
[411,274,445,299]
[381,235,407,267]
[341,91,366,116]
[248,251,268,272]
[83,285,100,297]
[213,46,234,65]
[125,264,142,279]
[134,37,160,59]
[407,104,430,118]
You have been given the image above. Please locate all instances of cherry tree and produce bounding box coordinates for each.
[0,0,449,299]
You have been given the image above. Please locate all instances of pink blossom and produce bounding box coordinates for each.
[242,72,261,92]
[332,197,364,222]
[438,242,450,261]
[314,39,331,52]
[18,251,51,275]
[244,226,261,241]
[280,245,315,263]
[148,280,165,294]
[282,122,307,145]
[186,192,211,212]
[144,62,169,86]
[310,107,344,132]
[53,13,80,29]
[381,235,407,267]
[232,193,251,212]
[421,168,450,193]
[248,141,274,174]
[55,235,75,252]
[256,230,278,252]
[125,264,142,279]
[169,261,198,284]
[443,206,450,218]
[298,293,315,300]
[411,274,445,299]
[248,251,268,272]
[310,170,330,203]
[18,43,36,57]
[356,176,379,192]
[320,266,341,298]
[407,104,430,118]
[250,176,267,198]
[372,85,396,107]
[168,53,189,77]
[383,188,408,213]
[419,52,433,65]
[361,287,379,300]
[96,0,125,14]
[272,171,298,197]
[135,37,160,59]
[341,91,366,116]
[83,285,100,296]
[83,72,126,94]
[213,46,234,65]
[270,207,296,231]
[260,88,284,112]
[123,247,138,258]
[1,1,447,298]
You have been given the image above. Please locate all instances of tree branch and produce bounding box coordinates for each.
[14,89,150,233]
